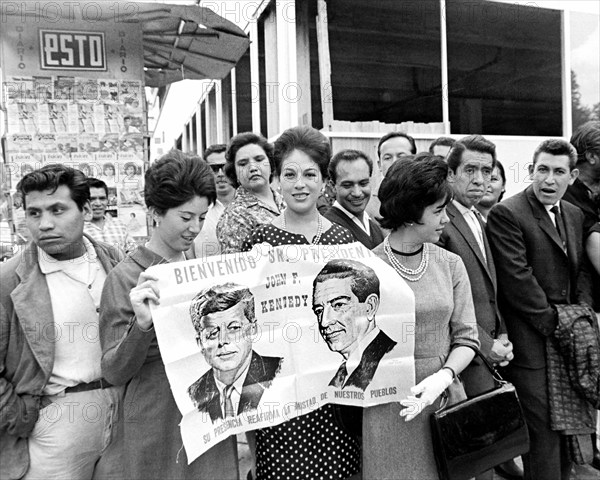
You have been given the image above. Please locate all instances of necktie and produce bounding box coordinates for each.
[473,208,486,225]
[330,361,348,388]
[469,209,487,261]
[224,385,235,418]
[550,206,566,249]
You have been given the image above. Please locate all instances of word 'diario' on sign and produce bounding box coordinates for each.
[39,30,106,71]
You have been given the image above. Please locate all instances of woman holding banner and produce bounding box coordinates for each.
[364,154,479,479]
[243,126,360,480]
[216,132,285,254]
[99,150,239,480]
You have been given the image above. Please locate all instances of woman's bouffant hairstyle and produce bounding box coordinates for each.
[145,149,216,215]
[273,125,331,179]
[224,132,275,188]
[378,153,452,230]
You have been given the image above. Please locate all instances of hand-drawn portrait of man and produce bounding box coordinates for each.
[312,259,397,391]
[188,283,283,422]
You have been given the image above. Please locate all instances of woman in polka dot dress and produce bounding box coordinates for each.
[243,126,361,480]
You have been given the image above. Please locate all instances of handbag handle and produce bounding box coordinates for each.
[438,346,508,410]
[464,346,507,387]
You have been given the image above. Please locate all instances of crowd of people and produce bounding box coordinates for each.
[1,120,599,480]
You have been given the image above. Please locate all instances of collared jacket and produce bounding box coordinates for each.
[0,237,122,480]
[487,187,593,369]
[216,186,284,254]
[99,246,239,480]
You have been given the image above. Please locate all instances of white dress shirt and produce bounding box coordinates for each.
[453,200,487,261]
[333,200,371,236]
[213,359,252,417]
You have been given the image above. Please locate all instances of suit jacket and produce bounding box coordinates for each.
[0,237,122,480]
[324,206,384,249]
[332,330,396,391]
[563,178,599,235]
[437,202,504,395]
[188,351,282,422]
[486,186,593,369]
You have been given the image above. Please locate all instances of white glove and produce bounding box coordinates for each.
[399,369,453,421]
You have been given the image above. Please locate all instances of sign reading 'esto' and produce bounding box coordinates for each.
[39,30,106,70]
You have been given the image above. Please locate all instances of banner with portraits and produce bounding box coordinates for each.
[149,243,416,462]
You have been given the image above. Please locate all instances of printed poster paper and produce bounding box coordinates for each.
[149,243,416,462]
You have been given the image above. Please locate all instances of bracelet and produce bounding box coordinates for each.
[441,366,456,381]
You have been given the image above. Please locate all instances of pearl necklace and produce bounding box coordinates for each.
[383,236,429,282]
[282,211,324,245]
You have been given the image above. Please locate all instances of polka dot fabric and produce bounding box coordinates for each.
[256,405,360,480]
[244,221,360,480]
[242,223,355,251]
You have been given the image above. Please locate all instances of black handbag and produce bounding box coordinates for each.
[430,349,530,480]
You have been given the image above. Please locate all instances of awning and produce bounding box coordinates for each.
[126,3,250,87]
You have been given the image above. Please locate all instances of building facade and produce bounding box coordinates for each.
[150,0,600,197]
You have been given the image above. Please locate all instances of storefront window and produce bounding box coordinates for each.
[327,0,442,124]
[446,1,562,135]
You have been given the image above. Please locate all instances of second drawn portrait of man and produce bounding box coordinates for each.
[312,259,397,391]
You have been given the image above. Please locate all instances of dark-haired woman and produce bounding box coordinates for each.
[475,160,506,220]
[243,126,360,480]
[363,155,479,479]
[99,150,238,479]
[217,132,284,253]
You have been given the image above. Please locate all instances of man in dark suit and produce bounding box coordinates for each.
[439,136,514,398]
[564,121,600,235]
[325,149,384,249]
[565,121,600,470]
[487,139,594,480]
[188,283,282,422]
[312,259,396,391]
[439,137,516,480]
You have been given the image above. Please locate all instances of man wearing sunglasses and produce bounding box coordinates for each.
[193,144,235,258]
[188,283,283,423]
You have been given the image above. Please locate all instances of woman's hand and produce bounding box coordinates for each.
[130,272,160,331]
[399,369,453,422]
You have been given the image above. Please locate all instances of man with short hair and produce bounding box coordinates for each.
[312,259,396,391]
[487,139,594,480]
[565,120,600,472]
[325,149,384,248]
[366,132,417,221]
[84,178,133,253]
[438,135,514,480]
[564,121,600,235]
[377,132,416,177]
[0,165,123,479]
[429,136,456,158]
[188,283,282,422]
[440,136,513,392]
[194,144,235,258]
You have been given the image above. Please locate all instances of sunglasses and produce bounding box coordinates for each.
[209,163,225,173]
